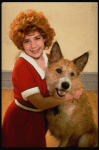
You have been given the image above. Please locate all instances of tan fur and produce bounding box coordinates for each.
[45,42,98,147]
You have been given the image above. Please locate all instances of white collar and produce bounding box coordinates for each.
[19,51,48,80]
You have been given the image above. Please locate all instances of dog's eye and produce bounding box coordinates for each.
[56,68,62,74]
[70,72,75,76]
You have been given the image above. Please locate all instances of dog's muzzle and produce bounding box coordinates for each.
[56,82,70,97]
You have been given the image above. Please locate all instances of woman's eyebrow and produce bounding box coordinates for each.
[24,34,41,41]
[34,35,41,38]
[28,33,41,37]
[24,38,29,41]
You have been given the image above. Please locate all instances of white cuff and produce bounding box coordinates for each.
[21,87,40,100]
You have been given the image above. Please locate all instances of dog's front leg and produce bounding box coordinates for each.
[59,139,68,147]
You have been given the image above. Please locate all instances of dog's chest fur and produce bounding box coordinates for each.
[46,100,80,138]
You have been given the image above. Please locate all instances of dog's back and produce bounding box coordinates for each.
[84,90,98,123]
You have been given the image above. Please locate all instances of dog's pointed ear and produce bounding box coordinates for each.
[48,42,63,64]
[73,52,89,75]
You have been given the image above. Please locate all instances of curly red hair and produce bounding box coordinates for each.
[9,9,56,50]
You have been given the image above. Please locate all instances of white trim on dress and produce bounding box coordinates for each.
[19,52,48,80]
[15,99,43,112]
[21,87,40,101]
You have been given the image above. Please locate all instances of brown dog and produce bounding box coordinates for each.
[45,42,98,147]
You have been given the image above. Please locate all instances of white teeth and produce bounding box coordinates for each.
[58,90,66,96]
[56,88,66,97]
[31,48,40,54]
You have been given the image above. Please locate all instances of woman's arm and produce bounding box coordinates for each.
[27,89,83,111]
[27,93,64,111]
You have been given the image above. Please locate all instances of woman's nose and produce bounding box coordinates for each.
[31,40,37,49]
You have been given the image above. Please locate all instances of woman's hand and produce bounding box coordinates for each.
[74,89,83,99]
[65,93,74,101]
[65,89,83,101]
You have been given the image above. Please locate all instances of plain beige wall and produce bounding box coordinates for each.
[2,2,98,72]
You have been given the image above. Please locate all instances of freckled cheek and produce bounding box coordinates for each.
[38,40,45,47]
[23,44,31,50]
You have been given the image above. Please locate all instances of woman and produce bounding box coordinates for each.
[2,9,82,147]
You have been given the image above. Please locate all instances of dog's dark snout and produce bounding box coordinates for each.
[62,82,69,90]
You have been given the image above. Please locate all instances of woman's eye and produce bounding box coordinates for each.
[24,39,30,43]
[56,68,62,74]
[70,72,75,76]
[35,36,41,40]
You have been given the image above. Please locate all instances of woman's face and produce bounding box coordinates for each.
[23,31,45,59]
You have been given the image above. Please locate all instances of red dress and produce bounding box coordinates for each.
[2,52,49,147]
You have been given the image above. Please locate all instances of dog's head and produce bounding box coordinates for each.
[46,42,89,97]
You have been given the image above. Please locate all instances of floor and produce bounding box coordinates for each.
[2,89,59,147]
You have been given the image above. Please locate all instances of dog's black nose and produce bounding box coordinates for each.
[62,82,69,90]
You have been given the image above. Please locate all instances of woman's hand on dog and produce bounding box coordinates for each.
[65,93,74,101]
[65,89,83,101]
[74,89,83,99]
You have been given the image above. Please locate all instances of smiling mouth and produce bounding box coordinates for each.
[31,48,40,54]
[56,88,66,97]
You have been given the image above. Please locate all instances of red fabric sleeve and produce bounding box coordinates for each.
[12,59,40,100]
